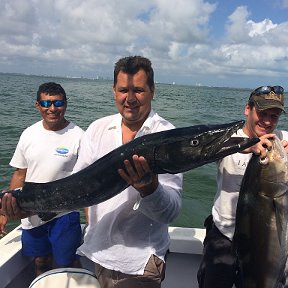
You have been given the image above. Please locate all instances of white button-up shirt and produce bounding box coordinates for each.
[74,110,183,275]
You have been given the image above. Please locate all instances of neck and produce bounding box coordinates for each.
[43,119,69,131]
[242,124,257,138]
[121,122,139,144]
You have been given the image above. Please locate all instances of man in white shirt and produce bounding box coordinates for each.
[197,85,288,288]
[74,56,183,288]
[0,82,84,276]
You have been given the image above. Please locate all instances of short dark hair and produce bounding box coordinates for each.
[113,56,154,91]
[37,82,67,101]
[247,100,255,109]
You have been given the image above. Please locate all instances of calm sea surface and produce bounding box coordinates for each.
[1,73,287,233]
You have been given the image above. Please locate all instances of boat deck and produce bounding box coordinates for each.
[1,226,205,288]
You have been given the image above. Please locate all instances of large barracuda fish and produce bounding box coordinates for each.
[1,120,258,217]
[233,136,288,287]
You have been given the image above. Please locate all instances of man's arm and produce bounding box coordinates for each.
[9,168,27,190]
[118,154,182,223]
[118,155,159,198]
[0,215,8,236]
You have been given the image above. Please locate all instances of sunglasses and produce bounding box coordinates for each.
[250,86,284,97]
[38,100,66,108]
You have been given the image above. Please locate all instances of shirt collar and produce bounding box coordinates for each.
[107,113,122,131]
[107,109,155,135]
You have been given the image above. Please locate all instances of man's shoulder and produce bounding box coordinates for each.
[21,120,42,134]
[87,114,119,130]
[67,122,84,134]
[150,111,175,131]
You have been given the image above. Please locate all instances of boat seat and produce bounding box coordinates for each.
[28,267,101,288]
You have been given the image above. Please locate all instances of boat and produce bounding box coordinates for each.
[0,224,205,288]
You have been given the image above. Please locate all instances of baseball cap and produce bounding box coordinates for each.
[249,86,285,112]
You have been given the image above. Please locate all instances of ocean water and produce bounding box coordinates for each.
[0,73,287,233]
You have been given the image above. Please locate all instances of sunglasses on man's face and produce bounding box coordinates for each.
[38,100,66,108]
[250,86,284,97]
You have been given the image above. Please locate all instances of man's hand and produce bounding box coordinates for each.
[0,192,27,220]
[282,140,288,153]
[118,155,159,197]
[242,133,275,159]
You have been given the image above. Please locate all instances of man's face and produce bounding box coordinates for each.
[113,69,154,130]
[36,92,67,131]
[244,105,282,137]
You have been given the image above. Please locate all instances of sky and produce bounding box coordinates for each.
[1,0,288,88]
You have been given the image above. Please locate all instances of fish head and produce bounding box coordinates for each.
[255,136,288,198]
[154,120,259,173]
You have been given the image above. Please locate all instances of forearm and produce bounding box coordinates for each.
[0,215,8,235]
[84,207,89,223]
[9,168,26,190]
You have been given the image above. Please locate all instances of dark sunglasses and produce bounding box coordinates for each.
[38,100,66,108]
[250,86,284,97]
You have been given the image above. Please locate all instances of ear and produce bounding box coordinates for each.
[113,86,116,99]
[244,104,251,117]
[35,101,41,111]
[151,88,155,99]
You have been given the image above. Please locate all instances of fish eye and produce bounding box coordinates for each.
[259,157,269,165]
[190,139,199,147]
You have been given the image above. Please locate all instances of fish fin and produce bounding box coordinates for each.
[274,197,288,250]
[38,212,58,221]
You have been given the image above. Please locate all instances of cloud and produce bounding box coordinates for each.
[225,6,252,43]
[215,6,288,78]
[225,6,278,41]
[0,0,287,87]
[0,0,216,71]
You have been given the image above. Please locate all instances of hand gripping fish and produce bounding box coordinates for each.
[1,120,258,219]
[233,136,288,288]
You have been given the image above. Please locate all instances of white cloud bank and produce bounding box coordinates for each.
[0,0,288,88]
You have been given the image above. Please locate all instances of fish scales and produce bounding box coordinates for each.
[233,136,288,287]
[1,120,258,216]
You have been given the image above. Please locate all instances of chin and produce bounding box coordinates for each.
[48,117,61,122]
[256,127,271,136]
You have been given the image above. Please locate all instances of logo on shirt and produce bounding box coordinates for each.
[55,147,69,155]
[237,160,248,168]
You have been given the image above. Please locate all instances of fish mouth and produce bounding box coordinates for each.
[215,136,259,157]
[154,120,260,174]
[202,120,259,160]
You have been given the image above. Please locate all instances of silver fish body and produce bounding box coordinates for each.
[1,120,258,217]
[233,136,288,288]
